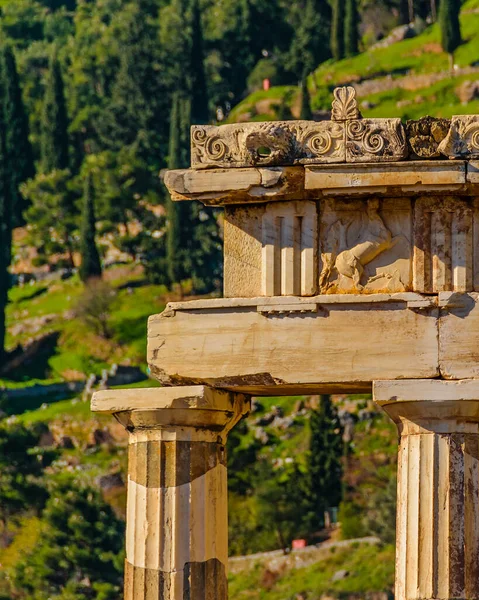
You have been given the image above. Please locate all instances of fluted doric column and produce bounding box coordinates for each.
[374,379,479,600]
[91,385,250,600]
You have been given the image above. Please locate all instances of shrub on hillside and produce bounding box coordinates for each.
[11,475,124,599]
[75,280,116,339]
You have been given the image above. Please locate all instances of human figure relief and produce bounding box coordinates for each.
[320,198,398,290]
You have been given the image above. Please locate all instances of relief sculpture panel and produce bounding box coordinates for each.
[319,197,412,293]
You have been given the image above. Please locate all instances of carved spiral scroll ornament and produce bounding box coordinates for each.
[192,127,230,163]
[306,130,334,155]
[347,120,385,154]
[464,123,479,152]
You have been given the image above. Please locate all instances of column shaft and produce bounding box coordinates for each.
[374,380,479,600]
[91,386,250,600]
[124,430,229,599]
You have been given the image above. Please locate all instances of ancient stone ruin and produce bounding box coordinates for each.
[92,87,479,599]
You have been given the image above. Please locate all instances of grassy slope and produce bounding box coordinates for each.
[229,2,479,123]
[229,543,395,600]
[2,264,167,388]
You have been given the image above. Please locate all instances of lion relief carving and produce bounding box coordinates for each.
[320,198,408,292]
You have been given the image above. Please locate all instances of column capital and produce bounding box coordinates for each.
[374,379,479,434]
[91,385,251,443]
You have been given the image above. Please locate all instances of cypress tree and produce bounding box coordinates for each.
[307,395,344,529]
[0,149,8,365]
[79,172,102,283]
[1,47,34,227]
[300,72,313,120]
[286,0,331,79]
[97,0,165,164]
[166,92,186,286]
[0,83,9,364]
[189,0,209,125]
[41,51,69,173]
[344,0,360,57]
[439,0,461,69]
[331,0,345,61]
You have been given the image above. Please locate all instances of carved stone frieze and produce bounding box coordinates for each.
[191,119,408,169]
[183,88,479,170]
[293,121,345,164]
[191,121,347,169]
[345,118,408,162]
[438,115,479,158]
[406,116,450,159]
[319,197,412,293]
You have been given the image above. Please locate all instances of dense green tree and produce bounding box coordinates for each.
[79,172,102,282]
[227,418,261,496]
[166,91,189,287]
[300,72,313,120]
[344,0,360,57]
[96,0,167,165]
[189,0,209,124]
[307,395,344,530]
[1,46,35,226]
[0,422,54,528]
[12,476,124,599]
[22,169,80,267]
[41,51,69,173]
[0,103,8,364]
[258,461,311,550]
[331,0,345,60]
[439,0,462,68]
[216,0,291,107]
[286,0,331,77]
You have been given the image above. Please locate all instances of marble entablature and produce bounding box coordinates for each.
[164,87,479,298]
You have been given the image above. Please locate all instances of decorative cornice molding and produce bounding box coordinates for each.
[188,87,479,169]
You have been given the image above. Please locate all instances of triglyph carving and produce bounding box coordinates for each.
[331,86,361,121]
[413,196,474,293]
[319,197,412,293]
[261,201,318,296]
[438,115,479,158]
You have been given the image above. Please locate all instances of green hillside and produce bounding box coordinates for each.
[2,264,167,390]
[229,0,479,123]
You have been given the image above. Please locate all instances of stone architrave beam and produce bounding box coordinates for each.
[91,386,250,600]
[374,379,479,600]
[147,294,439,395]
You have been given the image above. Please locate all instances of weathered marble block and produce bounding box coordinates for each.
[147,295,439,395]
[190,118,407,169]
[439,115,479,158]
[413,196,478,293]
